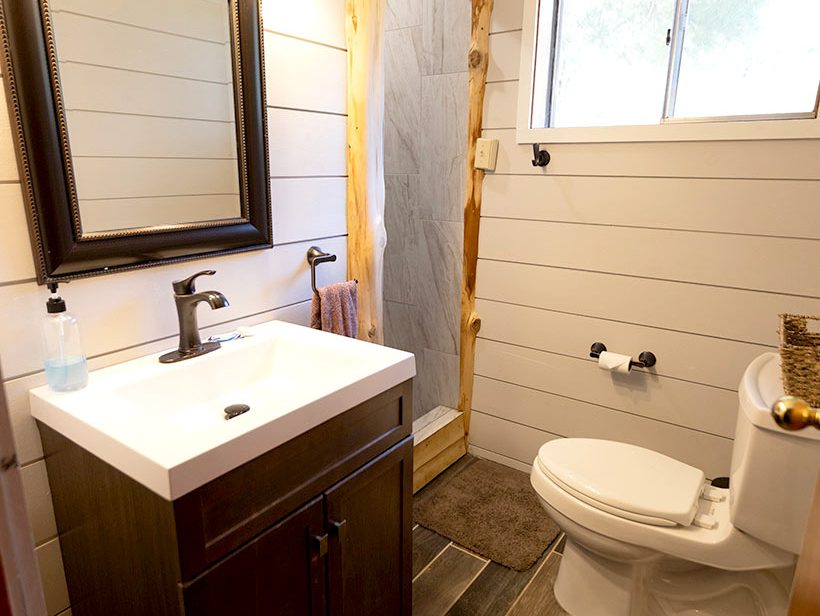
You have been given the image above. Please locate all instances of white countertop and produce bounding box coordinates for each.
[30,320,416,500]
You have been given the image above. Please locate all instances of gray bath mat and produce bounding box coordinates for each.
[413,455,560,571]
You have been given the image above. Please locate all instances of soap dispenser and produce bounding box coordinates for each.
[41,282,88,391]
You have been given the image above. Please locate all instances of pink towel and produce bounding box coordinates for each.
[310,281,358,338]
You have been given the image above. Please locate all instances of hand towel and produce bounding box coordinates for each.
[310,280,358,338]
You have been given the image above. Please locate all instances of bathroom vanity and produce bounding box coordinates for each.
[30,321,415,616]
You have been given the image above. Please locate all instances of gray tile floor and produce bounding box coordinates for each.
[411,525,568,616]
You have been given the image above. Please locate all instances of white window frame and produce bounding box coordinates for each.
[516,0,820,143]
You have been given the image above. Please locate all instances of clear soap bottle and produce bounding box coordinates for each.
[42,283,88,391]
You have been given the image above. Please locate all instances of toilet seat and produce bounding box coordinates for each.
[531,440,795,571]
[537,439,705,527]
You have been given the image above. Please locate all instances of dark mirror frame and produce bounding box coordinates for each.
[0,0,272,283]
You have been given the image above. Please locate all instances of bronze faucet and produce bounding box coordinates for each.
[159,270,229,363]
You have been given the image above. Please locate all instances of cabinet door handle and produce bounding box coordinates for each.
[329,519,347,544]
[312,533,329,558]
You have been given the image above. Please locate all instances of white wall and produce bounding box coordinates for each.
[0,1,348,613]
[470,0,820,478]
[52,0,242,232]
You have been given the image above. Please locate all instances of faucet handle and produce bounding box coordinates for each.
[172,270,216,295]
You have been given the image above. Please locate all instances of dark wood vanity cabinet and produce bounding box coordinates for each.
[183,496,326,616]
[183,441,412,616]
[325,441,411,616]
[39,380,413,616]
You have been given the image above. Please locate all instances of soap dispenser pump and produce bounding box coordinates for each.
[41,282,88,391]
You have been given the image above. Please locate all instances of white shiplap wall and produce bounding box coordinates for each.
[51,0,241,232]
[0,1,348,614]
[470,0,820,478]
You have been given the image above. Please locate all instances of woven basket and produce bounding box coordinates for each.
[779,314,820,407]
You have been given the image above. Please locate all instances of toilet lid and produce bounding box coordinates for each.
[536,439,705,527]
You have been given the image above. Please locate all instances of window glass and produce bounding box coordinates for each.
[548,0,675,128]
[530,0,820,130]
[674,0,820,118]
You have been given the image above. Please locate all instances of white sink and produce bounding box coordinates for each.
[30,320,415,500]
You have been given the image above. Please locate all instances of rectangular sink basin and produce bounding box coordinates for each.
[30,320,415,500]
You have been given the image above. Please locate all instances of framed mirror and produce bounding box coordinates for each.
[0,0,271,283]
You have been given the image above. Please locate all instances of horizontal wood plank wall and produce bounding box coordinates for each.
[50,3,240,233]
[0,2,349,614]
[470,4,820,477]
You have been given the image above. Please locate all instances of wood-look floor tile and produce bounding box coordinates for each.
[413,526,450,578]
[505,554,567,616]
[413,545,487,616]
[444,560,540,616]
[445,532,563,616]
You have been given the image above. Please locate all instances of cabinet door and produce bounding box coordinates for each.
[182,496,326,616]
[325,437,413,616]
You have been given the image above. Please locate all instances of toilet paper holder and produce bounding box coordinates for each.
[589,342,657,369]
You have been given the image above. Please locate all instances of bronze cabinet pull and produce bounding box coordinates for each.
[312,533,329,558]
[329,519,347,544]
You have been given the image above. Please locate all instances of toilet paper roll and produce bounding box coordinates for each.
[598,351,632,374]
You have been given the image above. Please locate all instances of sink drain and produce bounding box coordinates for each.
[224,403,250,420]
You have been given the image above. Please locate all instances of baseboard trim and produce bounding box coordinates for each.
[467,444,533,474]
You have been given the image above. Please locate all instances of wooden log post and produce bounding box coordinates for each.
[458,0,494,435]
[346,0,386,344]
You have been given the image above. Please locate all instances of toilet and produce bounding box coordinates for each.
[530,352,820,616]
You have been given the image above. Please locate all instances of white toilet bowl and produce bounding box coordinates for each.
[527,352,820,616]
[530,443,794,616]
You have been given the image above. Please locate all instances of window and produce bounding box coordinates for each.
[522,0,820,140]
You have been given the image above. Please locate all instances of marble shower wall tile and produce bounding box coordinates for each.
[384,299,425,358]
[385,27,422,174]
[417,219,462,355]
[386,0,422,31]
[417,348,459,416]
[384,300,426,418]
[422,0,471,75]
[419,72,468,222]
[384,0,468,418]
[384,174,420,304]
[412,378,424,419]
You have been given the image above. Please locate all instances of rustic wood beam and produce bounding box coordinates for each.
[458,0,494,435]
[412,407,467,493]
[345,0,386,344]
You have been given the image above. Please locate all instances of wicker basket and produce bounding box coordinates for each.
[779,314,820,407]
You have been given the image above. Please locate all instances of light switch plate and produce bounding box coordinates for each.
[474,138,498,171]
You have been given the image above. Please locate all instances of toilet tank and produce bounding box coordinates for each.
[730,352,820,555]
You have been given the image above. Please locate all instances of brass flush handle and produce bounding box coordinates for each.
[771,396,820,431]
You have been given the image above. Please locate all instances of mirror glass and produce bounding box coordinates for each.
[50,0,243,235]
